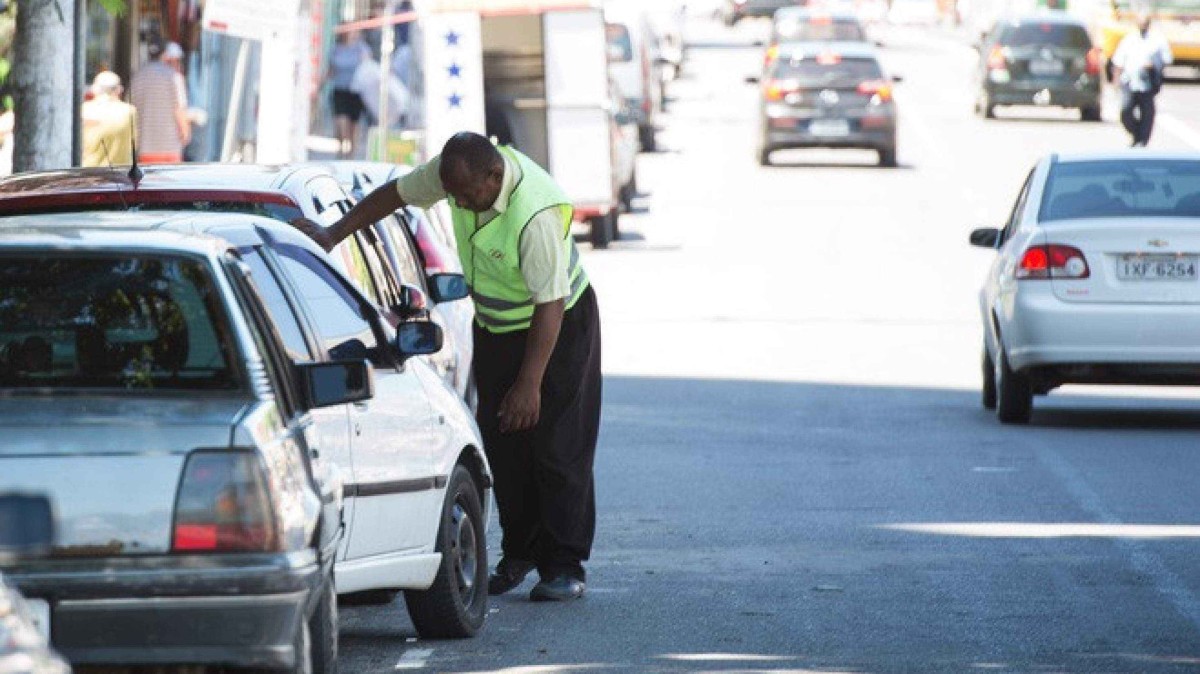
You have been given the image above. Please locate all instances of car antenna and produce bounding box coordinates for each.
[127,116,143,187]
[99,136,131,211]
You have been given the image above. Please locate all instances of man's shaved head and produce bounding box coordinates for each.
[439,132,505,213]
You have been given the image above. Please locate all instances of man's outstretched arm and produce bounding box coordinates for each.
[321,179,407,250]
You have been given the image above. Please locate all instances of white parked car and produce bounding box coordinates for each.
[606,5,663,151]
[972,152,1200,423]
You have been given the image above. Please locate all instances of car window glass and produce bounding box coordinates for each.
[238,247,311,362]
[0,254,238,391]
[224,257,299,418]
[1002,170,1035,241]
[382,215,428,290]
[1039,160,1200,222]
[771,56,883,84]
[333,236,382,303]
[358,228,404,306]
[776,19,866,42]
[1000,22,1091,49]
[274,245,385,366]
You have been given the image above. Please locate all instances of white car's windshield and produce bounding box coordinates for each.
[1040,160,1200,221]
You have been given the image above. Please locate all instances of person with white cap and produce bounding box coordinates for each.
[130,35,189,163]
[82,71,137,167]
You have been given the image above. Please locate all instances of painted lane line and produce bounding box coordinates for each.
[1040,449,1200,633]
[1157,113,1200,151]
[395,648,435,670]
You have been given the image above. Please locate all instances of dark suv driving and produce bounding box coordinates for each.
[975,14,1104,121]
[757,42,898,167]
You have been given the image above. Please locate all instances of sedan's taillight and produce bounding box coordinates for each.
[765,79,798,101]
[857,79,893,103]
[172,451,279,553]
[763,43,779,68]
[987,46,1009,70]
[1017,244,1090,280]
[1085,47,1103,76]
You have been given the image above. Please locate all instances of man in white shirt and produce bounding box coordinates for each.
[1112,13,1173,147]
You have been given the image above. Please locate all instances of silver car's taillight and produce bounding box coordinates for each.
[171,451,279,553]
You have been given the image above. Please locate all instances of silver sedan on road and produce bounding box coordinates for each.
[972,152,1200,424]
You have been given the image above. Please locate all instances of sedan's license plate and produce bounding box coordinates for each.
[809,119,850,137]
[1029,59,1065,76]
[25,598,50,640]
[1117,254,1198,280]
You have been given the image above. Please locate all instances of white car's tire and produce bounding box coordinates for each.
[404,466,488,638]
[982,347,997,410]
[995,348,1032,424]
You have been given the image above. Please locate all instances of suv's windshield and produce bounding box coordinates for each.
[1040,160,1200,221]
[998,22,1092,49]
[0,254,240,391]
[772,56,883,85]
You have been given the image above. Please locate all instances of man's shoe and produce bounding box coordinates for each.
[488,559,535,596]
[530,575,586,602]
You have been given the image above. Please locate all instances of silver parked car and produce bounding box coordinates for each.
[0,210,449,670]
[971,153,1200,423]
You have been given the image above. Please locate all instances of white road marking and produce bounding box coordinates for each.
[1157,113,1200,151]
[395,648,434,670]
[971,466,1018,473]
[1040,449,1200,633]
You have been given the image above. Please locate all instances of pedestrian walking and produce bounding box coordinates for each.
[1112,13,1172,147]
[81,71,136,167]
[129,36,190,163]
[328,29,372,157]
[314,132,602,602]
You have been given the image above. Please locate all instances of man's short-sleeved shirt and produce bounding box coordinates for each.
[396,153,570,304]
[1113,30,1173,92]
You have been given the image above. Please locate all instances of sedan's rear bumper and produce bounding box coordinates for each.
[5,551,323,669]
[1005,288,1200,378]
[985,79,1101,108]
[764,128,895,151]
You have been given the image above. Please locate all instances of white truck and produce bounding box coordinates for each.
[413,0,623,247]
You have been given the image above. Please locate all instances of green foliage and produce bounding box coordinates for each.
[95,0,127,18]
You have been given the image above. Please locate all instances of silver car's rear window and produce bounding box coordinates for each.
[771,55,883,85]
[0,254,241,391]
[998,22,1091,49]
[1039,160,1200,222]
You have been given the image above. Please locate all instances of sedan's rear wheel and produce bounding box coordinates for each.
[404,466,488,638]
[878,147,897,168]
[995,348,1032,424]
[1081,105,1102,122]
[757,147,772,166]
[982,347,997,410]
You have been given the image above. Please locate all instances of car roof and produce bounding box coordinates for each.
[0,209,326,258]
[0,164,315,196]
[1051,151,1200,164]
[777,41,879,59]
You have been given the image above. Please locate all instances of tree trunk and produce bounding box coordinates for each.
[11,0,75,172]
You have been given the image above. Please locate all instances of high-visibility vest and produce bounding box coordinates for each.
[450,146,590,334]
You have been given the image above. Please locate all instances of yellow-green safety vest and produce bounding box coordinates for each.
[450,146,590,334]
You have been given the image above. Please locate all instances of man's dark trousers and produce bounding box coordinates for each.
[473,286,602,582]
[1121,88,1156,145]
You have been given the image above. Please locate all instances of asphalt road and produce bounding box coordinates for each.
[339,16,1200,673]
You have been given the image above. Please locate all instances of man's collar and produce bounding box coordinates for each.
[489,151,521,215]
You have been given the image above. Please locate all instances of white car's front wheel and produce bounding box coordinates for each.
[995,348,1033,424]
[404,465,488,638]
[982,346,997,411]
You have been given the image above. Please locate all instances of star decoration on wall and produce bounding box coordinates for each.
[448,92,463,108]
[448,63,463,78]
[445,30,460,46]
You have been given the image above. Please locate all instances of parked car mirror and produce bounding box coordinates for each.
[0,493,54,562]
[891,74,905,83]
[428,273,469,304]
[297,360,374,409]
[395,320,444,358]
[744,74,760,84]
[969,227,1001,248]
[391,283,430,319]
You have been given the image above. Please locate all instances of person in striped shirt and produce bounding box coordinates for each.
[130,37,190,163]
